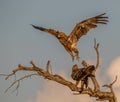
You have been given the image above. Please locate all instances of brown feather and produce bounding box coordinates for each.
[31,13,108,61]
[68,13,108,43]
[31,24,59,37]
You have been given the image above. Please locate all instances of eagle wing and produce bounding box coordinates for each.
[68,13,108,43]
[31,24,59,38]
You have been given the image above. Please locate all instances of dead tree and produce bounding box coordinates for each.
[0,39,117,102]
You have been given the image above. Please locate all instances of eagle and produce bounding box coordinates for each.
[71,64,95,92]
[31,13,108,61]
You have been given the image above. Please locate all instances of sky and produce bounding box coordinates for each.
[0,0,120,102]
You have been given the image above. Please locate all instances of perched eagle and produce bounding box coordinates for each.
[32,13,108,61]
[71,64,95,92]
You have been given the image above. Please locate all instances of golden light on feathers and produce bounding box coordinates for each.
[32,13,108,61]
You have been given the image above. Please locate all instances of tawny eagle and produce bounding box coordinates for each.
[31,13,108,61]
[71,64,95,92]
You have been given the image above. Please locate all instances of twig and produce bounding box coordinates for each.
[5,73,39,93]
[30,60,37,67]
[102,76,117,102]
[1,59,117,102]
[46,60,52,73]
[94,38,100,69]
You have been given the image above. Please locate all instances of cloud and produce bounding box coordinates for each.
[107,57,120,87]
[27,71,94,102]
[107,57,120,102]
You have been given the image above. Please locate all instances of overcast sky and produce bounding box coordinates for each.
[0,0,120,102]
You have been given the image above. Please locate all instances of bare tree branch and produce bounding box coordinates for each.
[5,73,39,93]
[1,59,116,102]
[94,38,100,70]
[0,40,117,102]
[46,60,52,74]
[102,76,117,102]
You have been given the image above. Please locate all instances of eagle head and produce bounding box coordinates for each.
[72,64,79,71]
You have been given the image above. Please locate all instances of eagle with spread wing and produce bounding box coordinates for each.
[32,13,108,61]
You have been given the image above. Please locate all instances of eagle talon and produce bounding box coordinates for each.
[76,55,80,61]
[72,56,75,62]
[79,88,84,93]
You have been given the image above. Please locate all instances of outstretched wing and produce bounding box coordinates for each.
[68,13,108,43]
[31,24,59,38]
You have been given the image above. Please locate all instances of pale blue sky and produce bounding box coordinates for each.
[0,0,120,102]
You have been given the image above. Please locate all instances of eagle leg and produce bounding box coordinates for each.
[79,80,84,93]
[72,47,80,61]
[69,51,74,61]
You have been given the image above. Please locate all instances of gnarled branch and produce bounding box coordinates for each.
[0,60,116,102]
[0,40,117,102]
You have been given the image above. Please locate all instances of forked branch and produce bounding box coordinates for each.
[0,40,117,102]
[94,38,100,69]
